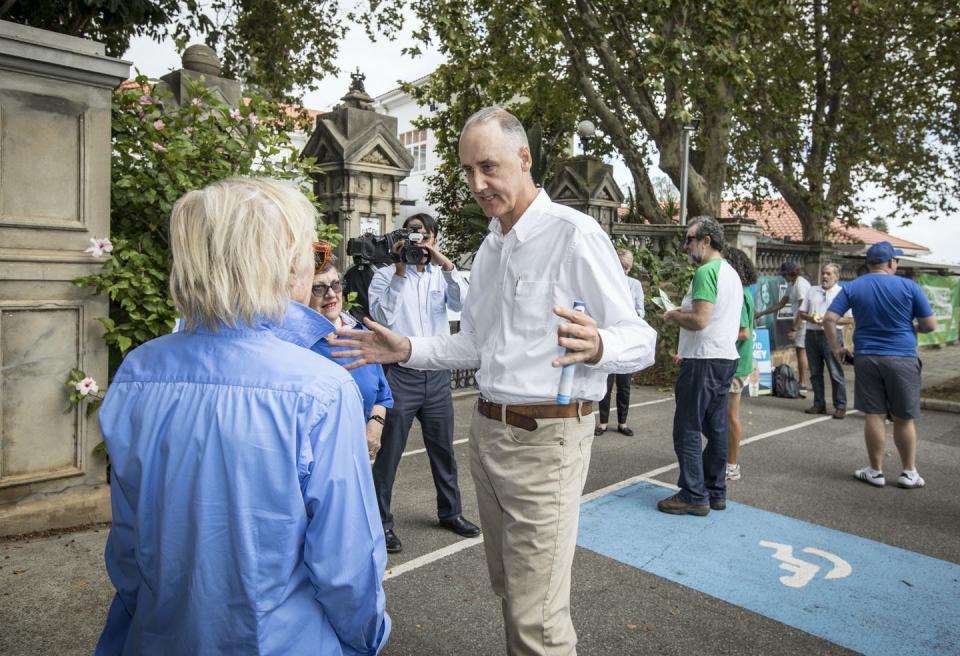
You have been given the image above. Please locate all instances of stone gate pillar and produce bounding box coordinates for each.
[301,71,414,262]
[546,157,625,234]
[0,21,128,535]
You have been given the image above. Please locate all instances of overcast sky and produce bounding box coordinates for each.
[124,28,959,264]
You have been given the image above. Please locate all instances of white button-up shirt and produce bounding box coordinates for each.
[368,262,468,369]
[406,190,657,404]
[799,284,850,331]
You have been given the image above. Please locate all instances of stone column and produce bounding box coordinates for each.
[546,157,625,232]
[301,72,414,262]
[717,219,763,262]
[0,21,129,536]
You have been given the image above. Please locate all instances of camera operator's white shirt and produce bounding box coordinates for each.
[368,262,468,370]
[406,190,657,405]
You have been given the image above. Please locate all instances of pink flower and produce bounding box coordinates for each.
[153,119,165,130]
[152,142,167,153]
[85,237,113,257]
[247,112,259,126]
[229,108,241,121]
[138,94,153,105]
[75,377,99,396]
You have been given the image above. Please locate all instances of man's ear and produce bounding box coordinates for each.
[519,145,532,173]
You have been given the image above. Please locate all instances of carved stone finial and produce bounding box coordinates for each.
[182,44,221,76]
[349,68,367,93]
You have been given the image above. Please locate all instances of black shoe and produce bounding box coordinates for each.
[439,515,481,538]
[710,498,727,511]
[617,425,634,436]
[383,528,402,554]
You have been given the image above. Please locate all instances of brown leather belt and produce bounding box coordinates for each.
[477,398,593,432]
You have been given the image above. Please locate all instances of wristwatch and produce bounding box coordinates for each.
[367,415,385,426]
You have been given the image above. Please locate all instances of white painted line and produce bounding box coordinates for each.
[384,535,484,581]
[385,407,857,580]
[399,396,675,459]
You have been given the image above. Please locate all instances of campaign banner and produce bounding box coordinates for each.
[750,327,773,396]
[755,276,793,350]
[917,274,960,346]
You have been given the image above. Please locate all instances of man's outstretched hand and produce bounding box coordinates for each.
[330,318,412,370]
[553,305,603,367]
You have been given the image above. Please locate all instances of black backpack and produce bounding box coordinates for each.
[773,364,800,399]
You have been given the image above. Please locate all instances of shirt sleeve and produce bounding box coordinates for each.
[442,267,468,312]
[913,282,935,318]
[827,286,852,317]
[368,265,404,327]
[630,278,645,318]
[690,263,719,304]
[569,230,657,374]
[300,385,391,655]
[97,475,141,654]
[374,364,393,409]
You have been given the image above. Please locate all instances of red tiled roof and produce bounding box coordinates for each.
[720,199,928,252]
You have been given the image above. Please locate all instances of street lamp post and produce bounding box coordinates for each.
[678,121,699,226]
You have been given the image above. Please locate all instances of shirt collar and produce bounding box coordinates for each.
[488,188,550,242]
[271,300,337,349]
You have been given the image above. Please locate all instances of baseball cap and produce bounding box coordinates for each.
[865,241,904,264]
[779,261,799,274]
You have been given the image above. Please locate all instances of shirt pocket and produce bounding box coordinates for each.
[512,280,553,338]
[430,289,446,314]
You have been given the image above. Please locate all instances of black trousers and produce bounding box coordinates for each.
[372,366,462,530]
[599,373,632,424]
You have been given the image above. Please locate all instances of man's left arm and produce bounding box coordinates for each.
[556,231,657,372]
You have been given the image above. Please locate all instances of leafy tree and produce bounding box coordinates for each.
[75,75,332,371]
[362,0,787,226]
[1,0,343,100]
[729,0,960,239]
[870,217,889,234]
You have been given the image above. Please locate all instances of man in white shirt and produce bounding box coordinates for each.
[334,106,657,656]
[368,213,479,554]
[797,263,854,418]
[755,261,811,390]
[660,216,743,516]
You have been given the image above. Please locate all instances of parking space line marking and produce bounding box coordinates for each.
[386,407,848,578]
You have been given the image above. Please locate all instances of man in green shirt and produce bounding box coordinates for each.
[661,217,744,515]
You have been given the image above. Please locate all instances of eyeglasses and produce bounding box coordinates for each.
[311,280,343,296]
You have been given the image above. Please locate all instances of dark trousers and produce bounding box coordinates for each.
[372,366,462,530]
[672,358,738,504]
[805,329,847,410]
[599,373,632,424]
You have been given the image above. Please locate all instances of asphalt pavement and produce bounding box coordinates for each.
[3,346,959,656]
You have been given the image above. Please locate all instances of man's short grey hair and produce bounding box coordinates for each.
[822,263,841,277]
[460,106,529,150]
[616,247,634,268]
[169,177,317,331]
[687,215,725,251]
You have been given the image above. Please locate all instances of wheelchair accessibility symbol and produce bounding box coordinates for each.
[759,540,852,588]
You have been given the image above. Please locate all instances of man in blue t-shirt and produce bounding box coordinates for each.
[823,241,937,489]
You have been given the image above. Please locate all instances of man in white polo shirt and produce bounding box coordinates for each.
[660,216,743,516]
[797,263,854,418]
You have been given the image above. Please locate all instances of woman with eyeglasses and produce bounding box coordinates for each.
[309,245,393,459]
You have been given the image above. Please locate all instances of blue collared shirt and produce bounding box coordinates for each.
[97,301,390,655]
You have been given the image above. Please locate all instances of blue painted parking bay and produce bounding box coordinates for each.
[578,482,960,655]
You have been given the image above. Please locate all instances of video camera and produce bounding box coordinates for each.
[346,228,429,266]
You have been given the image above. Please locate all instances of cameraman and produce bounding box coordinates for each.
[368,213,479,553]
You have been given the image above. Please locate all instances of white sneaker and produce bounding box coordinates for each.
[897,472,925,489]
[725,464,742,481]
[854,467,885,487]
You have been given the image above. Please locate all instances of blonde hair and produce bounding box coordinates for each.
[616,247,634,269]
[169,177,317,331]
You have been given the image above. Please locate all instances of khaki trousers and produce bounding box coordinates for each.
[469,405,595,656]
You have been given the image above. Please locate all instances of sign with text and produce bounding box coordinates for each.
[751,327,773,396]
[917,274,959,346]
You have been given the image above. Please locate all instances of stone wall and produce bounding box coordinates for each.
[0,21,128,536]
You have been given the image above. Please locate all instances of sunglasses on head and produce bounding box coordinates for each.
[313,240,331,271]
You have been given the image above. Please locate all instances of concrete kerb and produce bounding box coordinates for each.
[920,397,960,413]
